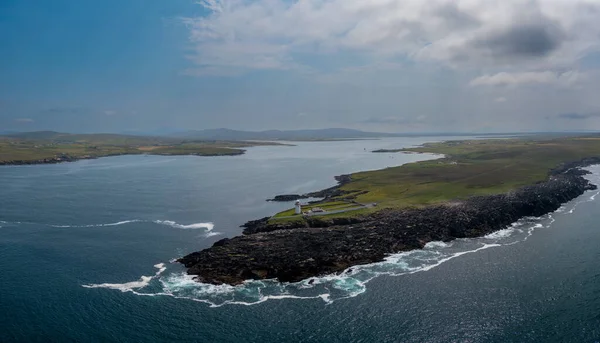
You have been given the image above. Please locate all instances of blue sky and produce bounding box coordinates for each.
[1,0,199,132]
[2,0,600,133]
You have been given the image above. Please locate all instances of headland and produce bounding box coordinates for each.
[176,136,600,285]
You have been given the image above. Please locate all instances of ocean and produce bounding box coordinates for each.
[1,137,599,342]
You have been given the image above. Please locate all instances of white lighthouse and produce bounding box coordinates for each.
[294,200,302,214]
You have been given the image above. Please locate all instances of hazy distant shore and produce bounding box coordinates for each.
[0,132,288,166]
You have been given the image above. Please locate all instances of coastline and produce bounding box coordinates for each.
[178,157,600,285]
[0,150,246,166]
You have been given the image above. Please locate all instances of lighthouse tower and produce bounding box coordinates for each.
[294,200,302,214]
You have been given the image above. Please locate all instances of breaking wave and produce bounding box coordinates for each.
[83,263,167,292]
[83,166,600,307]
[48,219,216,235]
[51,220,142,228]
[0,220,23,228]
[153,220,214,231]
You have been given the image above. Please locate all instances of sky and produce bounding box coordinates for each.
[2,0,600,133]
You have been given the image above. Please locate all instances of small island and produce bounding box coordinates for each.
[178,136,600,285]
[0,131,285,165]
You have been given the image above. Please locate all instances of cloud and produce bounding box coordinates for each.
[182,0,600,75]
[472,22,564,59]
[469,70,583,87]
[495,97,507,102]
[14,118,34,123]
[557,112,600,120]
[104,110,117,116]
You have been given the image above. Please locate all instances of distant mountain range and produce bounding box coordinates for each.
[0,131,177,145]
[170,128,559,141]
[0,130,20,136]
[2,128,394,141]
[171,128,400,140]
[3,128,596,142]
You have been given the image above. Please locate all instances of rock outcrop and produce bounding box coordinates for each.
[266,174,353,201]
[0,153,98,165]
[178,158,600,285]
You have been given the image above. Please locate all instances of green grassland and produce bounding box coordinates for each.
[272,201,359,218]
[270,136,600,221]
[0,132,284,163]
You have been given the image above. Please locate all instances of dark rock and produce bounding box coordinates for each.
[266,174,353,201]
[267,194,308,202]
[0,154,102,166]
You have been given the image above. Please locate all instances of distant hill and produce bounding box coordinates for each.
[1,131,177,145]
[5,129,590,143]
[1,128,395,142]
[0,130,20,136]
[119,128,189,136]
[4,131,65,140]
[172,128,397,141]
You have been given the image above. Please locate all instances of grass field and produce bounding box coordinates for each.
[270,136,600,221]
[272,201,359,218]
[0,132,284,162]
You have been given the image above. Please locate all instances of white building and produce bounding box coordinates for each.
[295,200,302,214]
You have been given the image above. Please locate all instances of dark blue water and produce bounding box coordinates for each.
[1,138,600,342]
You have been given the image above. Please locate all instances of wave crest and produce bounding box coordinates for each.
[49,219,216,233]
[153,220,214,231]
[51,220,141,228]
[83,263,167,292]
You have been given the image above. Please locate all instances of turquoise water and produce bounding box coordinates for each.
[1,138,600,342]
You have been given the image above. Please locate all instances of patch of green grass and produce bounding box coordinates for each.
[270,135,600,221]
[149,144,245,156]
[272,201,359,218]
[0,134,286,162]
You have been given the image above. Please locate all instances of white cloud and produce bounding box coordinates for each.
[14,118,33,123]
[495,97,507,102]
[183,0,600,75]
[104,110,117,116]
[469,70,584,87]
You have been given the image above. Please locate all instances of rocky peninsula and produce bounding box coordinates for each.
[178,156,600,285]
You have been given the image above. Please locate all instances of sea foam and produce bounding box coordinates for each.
[153,220,215,231]
[49,219,215,233]
[51,220,141,228]
[83,263,166,292]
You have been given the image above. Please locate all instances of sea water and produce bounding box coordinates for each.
[1,137,599,342]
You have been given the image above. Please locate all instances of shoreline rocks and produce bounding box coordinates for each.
[266,174,353,202]
[178,158,600,286]
[0,150,246,166]
[0,153,98,166]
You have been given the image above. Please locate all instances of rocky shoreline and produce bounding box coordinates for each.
[0,153,100,166]
[0,151,246,166]
[178,157,600,286]
[266,174,353,201]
